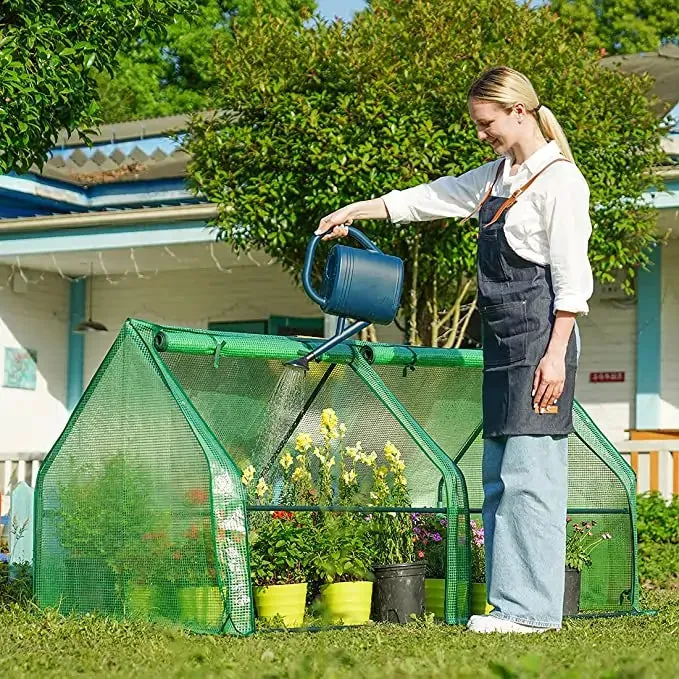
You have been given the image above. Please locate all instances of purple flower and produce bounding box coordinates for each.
[440,519,447,527]
[432,533,442,542]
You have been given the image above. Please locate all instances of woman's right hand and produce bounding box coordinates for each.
[315,204,356,241]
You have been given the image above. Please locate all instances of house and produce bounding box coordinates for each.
[0,48,678,511]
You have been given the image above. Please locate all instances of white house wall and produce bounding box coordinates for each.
[84,263,405,385]
[575,295,636,443]
[0,265,69,456]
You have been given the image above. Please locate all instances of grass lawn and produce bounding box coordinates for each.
[2,589,677,678]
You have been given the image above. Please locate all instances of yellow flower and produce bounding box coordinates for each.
[279,451,294,472]
[342,469,357,485]
[324,456,336,470]
[313,447,327,465]
[291,467,311,484]
[241,465,256,486]
[344,445,360,462]
[384,441,401,461]
[320,408,338,431]
[359,451,377,467]
[339,423,347,438]
[255,477,269,500]
[295,432,313,453]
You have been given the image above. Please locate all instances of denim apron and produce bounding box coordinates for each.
[476,161,578,438]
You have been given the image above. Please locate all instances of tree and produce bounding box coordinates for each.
[0,0,197,174]
[547,0,679,55]
[97,0,317,123]
[185,0,665,346]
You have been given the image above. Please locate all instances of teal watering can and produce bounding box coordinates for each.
[286,227,404,371]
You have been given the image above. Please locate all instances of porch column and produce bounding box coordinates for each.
[66,279,86,411]
[635,246,662,428]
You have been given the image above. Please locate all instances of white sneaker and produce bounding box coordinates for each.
[466,614,552,634]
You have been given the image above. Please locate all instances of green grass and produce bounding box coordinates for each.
[2,590,677,679]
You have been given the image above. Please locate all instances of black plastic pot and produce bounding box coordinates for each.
[563,567,581,616]
[371,561,426,624]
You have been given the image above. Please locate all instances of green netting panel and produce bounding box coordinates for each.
[361,357,639,617]
[157,332,470,624]
[34,321,254,636]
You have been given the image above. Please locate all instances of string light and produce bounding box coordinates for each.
[210,242,231,273]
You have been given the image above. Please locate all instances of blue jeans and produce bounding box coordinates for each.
[482,434,569,629]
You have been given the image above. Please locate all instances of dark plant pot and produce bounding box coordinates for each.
[371,561,426,624]
[563,567,581,616]
[64,556,120,615]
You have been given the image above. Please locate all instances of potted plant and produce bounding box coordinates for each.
[469,519,491,615]
[414,515,491,618]
[365,442,425,624]
[412,512,447,619]
[564,517,612,616]
[56,454,150,615]
[311,512,375,625]
[248,506,313,628]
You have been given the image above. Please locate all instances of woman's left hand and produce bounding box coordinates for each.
[532,351,566,412]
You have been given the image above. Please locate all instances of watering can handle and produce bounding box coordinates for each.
[302,226,382,307]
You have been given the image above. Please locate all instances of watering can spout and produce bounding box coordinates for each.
[285,356,311,372]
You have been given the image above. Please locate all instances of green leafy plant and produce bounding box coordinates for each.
[0,0,197,173]
[636,491,679,587]
[249,510,314,586]
[310,513,374,584]
[366,443,415,567]
[186,0,665,347]
[565,517,613,571]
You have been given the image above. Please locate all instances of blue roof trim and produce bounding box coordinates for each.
[0,173,199,216]
[49,134,184,160]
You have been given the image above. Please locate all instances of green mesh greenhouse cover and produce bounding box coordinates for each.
[34,319,640,636]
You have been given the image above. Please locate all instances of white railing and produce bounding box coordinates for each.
[1,452,44,516]
[615,440,679,498]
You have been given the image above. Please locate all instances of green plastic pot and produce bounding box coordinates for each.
[425,578,445,619]
[254,582,307,627]
[320,581,373,625]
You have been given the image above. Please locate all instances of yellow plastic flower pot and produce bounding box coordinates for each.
[253,582,308,627]
[424,578,445,619]
[321,581,373,625]
[178,586,223,628]
[471,582,493,615]
[127,585,158,618]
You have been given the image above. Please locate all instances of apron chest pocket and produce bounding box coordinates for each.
[481,300,528,367]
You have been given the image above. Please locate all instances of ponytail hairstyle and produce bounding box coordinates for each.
[468,66,574,163]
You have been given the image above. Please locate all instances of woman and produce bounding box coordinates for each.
[314,66,593,633]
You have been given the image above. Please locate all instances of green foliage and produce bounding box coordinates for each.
[412,512,448,579]
[186,0,665,346]
[637,491,679,587]
[310,513,374,583]
[56,454,154,588]
[565,517,613,571]
[0,0,196,173]
[97,0,317,123]
[249,511,314,586]
[548,0,679,55]
[0,562,33,608]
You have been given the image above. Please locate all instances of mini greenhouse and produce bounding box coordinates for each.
[34,319,641,636]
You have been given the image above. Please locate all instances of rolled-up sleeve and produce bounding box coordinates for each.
[381,162,497,224]
[543,175,594,315]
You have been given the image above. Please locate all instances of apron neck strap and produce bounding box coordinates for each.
[460,160,505,225]
[480,157,570,228]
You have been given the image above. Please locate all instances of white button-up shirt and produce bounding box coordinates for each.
[381,141,593,314]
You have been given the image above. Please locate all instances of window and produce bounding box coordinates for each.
[208,316,325,338]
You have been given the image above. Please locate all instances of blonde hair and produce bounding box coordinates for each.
[468,66,574,163]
